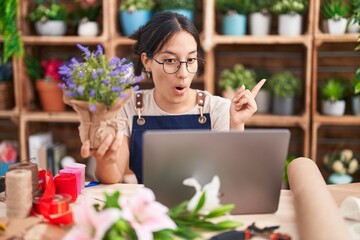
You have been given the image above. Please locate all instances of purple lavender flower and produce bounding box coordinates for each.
[102,79,110,85]
[111,86,122,92]
[108,69,120,77]
[133,85,140,91]
[134,75,143,83]
[90,89,95,97]
[77,44,91,59]
[92,71,98,80]
[95,45,103,56]
[58,65,73,76]
[89,104,96,112]
[109,57,120,67]
[70,58,80,64]
[79,71,84,78]
[77,86,85,95]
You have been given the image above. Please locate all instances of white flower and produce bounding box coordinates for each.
[183,175,221,215]
[332,160,346,175]
[348,159,359,175]
[341,149,353,163]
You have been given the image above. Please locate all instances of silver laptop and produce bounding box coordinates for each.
[142,129,290,214]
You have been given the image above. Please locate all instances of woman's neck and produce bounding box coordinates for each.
[153,88,197,114]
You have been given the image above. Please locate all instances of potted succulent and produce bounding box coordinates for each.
[320,78,347,116]
[216,0,252,36]
[58,44,143,149]
[321,0,350,35]
[25,54,65,111]
[323,149,359,184]
[28,0,68,36]
[268,71,301,115]
[72,4,101,36]
[248,0,274,36]
[157,0,196,22]
[271,0,308,36]
[119,0,155,36]
[218,64,257,100]
[0,57,14,110]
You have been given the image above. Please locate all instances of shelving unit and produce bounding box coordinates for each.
[0,0,358,182]
[311,0,360,169]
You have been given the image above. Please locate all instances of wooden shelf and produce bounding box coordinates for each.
[248,114,308,128]
[314,33,359,44]
[21,111,79,122]
[313,114,360,125]
[0,110,19,119]
[22,35,108,45]
[213,35,313,45]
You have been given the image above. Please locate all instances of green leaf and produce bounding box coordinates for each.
[168,200,189,217]
[193,192,206,214]
[205,204,235,218]
[215,220,243,230]
[103,191,121,209]
[173,225,201,239]
[154,229,175,240]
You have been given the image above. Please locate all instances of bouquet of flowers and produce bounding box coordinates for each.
[58,44,142,149]
[323,149,359,176]
[65,176,242,240]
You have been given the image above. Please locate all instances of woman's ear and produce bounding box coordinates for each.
[141,53,150,71]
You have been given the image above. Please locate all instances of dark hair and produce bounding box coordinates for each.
[130,12,201,76]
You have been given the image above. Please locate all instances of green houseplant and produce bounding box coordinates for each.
[0,0,24,63]
[268,71,301,115]
[271,0,308,36]
[351,74,360,115]
[347,0,360,33]
[248,0,274,36]
[320,78,347,116]
[218,64,256,99]
[321,0,350,34]
[28,0,68,36]
[119,0,155,36]
[216,0,252,35]
[157,0,195,21]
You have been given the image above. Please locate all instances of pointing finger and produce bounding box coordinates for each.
[251,79,266,97]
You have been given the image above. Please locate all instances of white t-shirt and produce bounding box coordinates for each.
[118,89,231,137]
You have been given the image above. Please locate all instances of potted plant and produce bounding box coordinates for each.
[119,0,155,36]
[268,71,301,115]
[321,0,350,35]
[218,64,257,100]
[28,0,68,36]
[72,4,101,36]
[351,71,360,115]
[25,54,65,111]
[320,78,347,116]
[216,0,252,36]
[0,141,18,176]
[347,0,360,33]
[0,57,14,110]
[271,0,308,36]
[157,0,196,22]
[323,149,359,184]
[254,68,272,113]
[58,44,143,149]
[248,0,274,36]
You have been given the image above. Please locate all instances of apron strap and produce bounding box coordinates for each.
[135,92,145,125]
[135,91,208,125]
[197,91,207,124]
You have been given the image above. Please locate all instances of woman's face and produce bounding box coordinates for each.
[143,30,198,109]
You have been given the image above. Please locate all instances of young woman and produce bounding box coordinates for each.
[81,12,265,184]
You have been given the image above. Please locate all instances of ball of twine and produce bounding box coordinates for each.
[9,162,39,197]
[5,169,33,218]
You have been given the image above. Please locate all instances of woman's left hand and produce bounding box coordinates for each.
[230,79,266,130]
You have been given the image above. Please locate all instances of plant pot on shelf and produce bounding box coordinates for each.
[352,96,360,115]
[347,18,360,33]
[36,80,65,112]
[0,82,14,110]
[327,18,347,35]
[63,89,132,150]
[272,96,295,115]
[222,13,247,36]
[78,21,99,36]
[255,89,271,113]
[321,100,345,116]
[119,10,152,36]
[249,12,271,36]
[35,20,67,36]
[278,13,302,36]
[328,173,353,184]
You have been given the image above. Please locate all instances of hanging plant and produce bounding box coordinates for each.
[0,0,24,63]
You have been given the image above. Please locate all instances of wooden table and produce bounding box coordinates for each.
[1,182,359,240]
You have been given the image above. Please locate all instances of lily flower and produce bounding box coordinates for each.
[183,175,221,215]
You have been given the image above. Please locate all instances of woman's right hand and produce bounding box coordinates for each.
[81,131,124,164]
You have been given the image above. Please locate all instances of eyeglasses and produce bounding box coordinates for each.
[153,58,206,74]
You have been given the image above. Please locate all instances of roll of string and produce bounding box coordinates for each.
[9,162,39,197]
[6,169,33,218]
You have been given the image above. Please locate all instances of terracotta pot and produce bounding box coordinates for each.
[63,89,132,150]
[0,82,14,110]
[36,80,65,111]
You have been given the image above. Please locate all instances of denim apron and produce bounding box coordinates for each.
[129,91,211,183]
